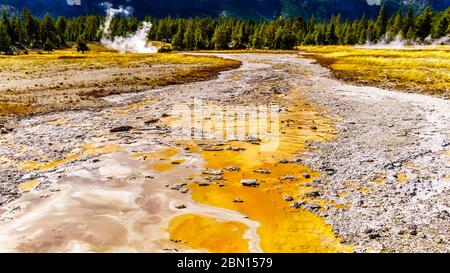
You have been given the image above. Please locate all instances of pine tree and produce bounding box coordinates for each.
[212,24,231,50]
[326,20,338,45]
[194,25,206,50]
[403,7,415,37]
[432,13,448,39]
[40,13,55,45]
[392,10,403,35]
[251,26,262,48]
[55,17,67,46]
[375,5,388,40]
[406,28,416,40]
[1,9,14,43]
[76,36,89,53]
[171,25,185,50]
[414,6,433,40]
[43,38,53,53]
[230,22,244,49]
[358,29,367,45]
[366,22,375,43]
[183,22,195,50]
[0,21,11,53]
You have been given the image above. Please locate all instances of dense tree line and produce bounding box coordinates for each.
[0,5,449,53]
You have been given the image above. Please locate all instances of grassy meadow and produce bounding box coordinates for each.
[299,45,450,99]
[0,44,240,117]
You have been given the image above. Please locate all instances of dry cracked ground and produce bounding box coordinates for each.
[0,53,448,253]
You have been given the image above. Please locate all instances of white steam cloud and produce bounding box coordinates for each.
[359,35,405,49]
[100,3,157,53]
[358,34,450,49]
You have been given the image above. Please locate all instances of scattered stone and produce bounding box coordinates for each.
[302,173,311,179]
[284,195,294,201]
[110,126,134,133]
[180,189,189,194]
[202,169,224,175]
[175,204,186,209]
[227,147,246,151]
[205,175,224,181]
[437,210,449,220]
[305,191,321,198]
[225,166,241,172]
[171,183,187,190]
[279,159,290,164]
[144,118,160,124]
[290,201,306,209]
[324,168,336,175]
[202,146,224,151]
[245,136,261,143]
[197,181,211,186]
[408,224,418,236]
[306,203,321,212]
[241,179,259,187]
[254,168,271,174]
[270,86,285,94]
[312,178,321,183]
[281,175,297,180]
[232,198,244,203]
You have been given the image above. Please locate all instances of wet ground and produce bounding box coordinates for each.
[0,53,448,252]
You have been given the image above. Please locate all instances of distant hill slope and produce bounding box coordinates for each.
[1,0,449,20]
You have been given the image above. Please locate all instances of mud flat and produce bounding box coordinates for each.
[0,53,448,252]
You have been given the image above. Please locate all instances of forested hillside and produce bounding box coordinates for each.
[0,5,449,53]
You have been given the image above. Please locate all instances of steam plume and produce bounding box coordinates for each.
[358,34,450,49]
[100,3,157,53]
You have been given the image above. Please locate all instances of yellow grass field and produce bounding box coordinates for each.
[0,44,240,117]
[298,45,450,99]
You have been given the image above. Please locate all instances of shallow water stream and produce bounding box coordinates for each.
[0,53,352,252]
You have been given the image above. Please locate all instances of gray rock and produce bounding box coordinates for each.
[144,118,160,124]
[290,201,307,209]
[254,168,271,174]
[110,126,134,133]
[227,147,246,151]
[281,175,297,180]
[246,136,261,143]
[202,169,224,175]
[284,195,294,201]
[305,191,321,198]
[225,166,241,172]
[241,179,259,187]
[306,203,321,212]
[175,204,186,209]
[205,175,224,181]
